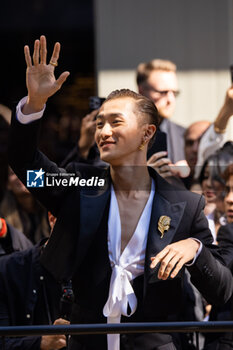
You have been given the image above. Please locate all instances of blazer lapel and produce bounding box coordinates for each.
[75,186,111,269]
[144,190,186,286]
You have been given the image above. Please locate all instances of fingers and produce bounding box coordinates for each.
[157,164,171,174]
[40,35,47,64]
[53,335,67,349]
[33,39,40,66]
[41,334,67,350]
[89,109,99,120]
[150,249,184,280]
[150,248,170,269]
[147,152,171,169]
[157,252,177,279]
[50,42,61,66]
[30,36,47,66]
[56,71,70,88]
[81,110,98,131]
[158,253,183,279]
[153,158,171,168]
[56,336,67,349]
[170,160,190,178]
[148,151,168,163]
[83,110,98,122]
[169,258,185,278]
[54,318,70,325]
[26,36,61,67]
[147,154,173,178]
[24,45,32,67]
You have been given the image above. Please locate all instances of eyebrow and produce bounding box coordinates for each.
[96,113,125,120]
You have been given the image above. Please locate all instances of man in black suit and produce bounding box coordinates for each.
[0,213,69,350]
[9,36,233,350]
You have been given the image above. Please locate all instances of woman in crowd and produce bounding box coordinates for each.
[204,163,233,350]
[198,142,233,243]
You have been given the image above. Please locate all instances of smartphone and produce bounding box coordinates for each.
[147,130,167,159]
[89,96,106,112]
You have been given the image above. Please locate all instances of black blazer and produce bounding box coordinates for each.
[8,112,233,349]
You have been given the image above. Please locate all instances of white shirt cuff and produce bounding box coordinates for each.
[185,238,203,266]
[16,96,45,124]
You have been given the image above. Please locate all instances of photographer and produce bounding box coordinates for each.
[0,213,71,350]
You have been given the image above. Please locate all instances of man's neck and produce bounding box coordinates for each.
[110,165,151,195]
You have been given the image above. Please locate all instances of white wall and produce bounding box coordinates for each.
[94,0,233,140]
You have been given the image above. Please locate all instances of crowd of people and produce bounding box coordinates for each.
[0,35,233,350]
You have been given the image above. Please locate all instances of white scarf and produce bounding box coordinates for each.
[103,181,155,350]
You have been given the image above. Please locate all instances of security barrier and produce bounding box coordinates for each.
[1,321,233,350]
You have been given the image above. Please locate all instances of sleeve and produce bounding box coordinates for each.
[185,239,203,266]
[16,97,45,124]
[0,337,41,350]
[217,224,233,267]
[187,198,233,306]
[8,105,80,217]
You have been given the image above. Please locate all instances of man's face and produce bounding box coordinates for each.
[95,97,152,166]
[224,175,233,223]
[184,122,210,171]
[139,70,178,119]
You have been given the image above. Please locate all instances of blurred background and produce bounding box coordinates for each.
[95,0,233,137]
[0,0,233,162]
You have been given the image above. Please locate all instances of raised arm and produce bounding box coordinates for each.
[214,84,233,134]
[8,36,72,216]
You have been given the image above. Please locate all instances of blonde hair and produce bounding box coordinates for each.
[136,59,177,86]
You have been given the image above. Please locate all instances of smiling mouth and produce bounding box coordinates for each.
[100,141,116,147]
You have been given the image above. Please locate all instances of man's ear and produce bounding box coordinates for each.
[48,211,57,231]
[145,124,156,142]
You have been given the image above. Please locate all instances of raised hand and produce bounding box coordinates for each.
[78,109,99,158]
[147,152,190,178]
[23,35,70,114]
[147,151,173,178]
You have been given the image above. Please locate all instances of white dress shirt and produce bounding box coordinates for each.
[103,182,155,350]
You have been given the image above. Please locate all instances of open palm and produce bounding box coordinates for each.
[24,35,70,107]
